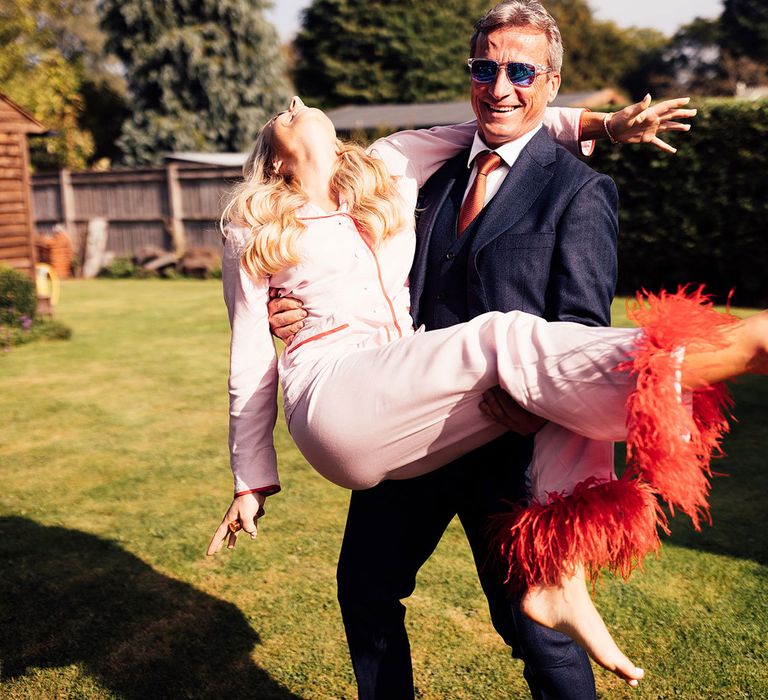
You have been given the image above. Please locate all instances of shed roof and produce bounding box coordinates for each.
[164,152,247,167]
[0,93,46,134]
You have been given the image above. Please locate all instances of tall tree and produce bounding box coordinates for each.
[721,0,768,64]
[293,0,663,106]
[0,0,96,169]
[649,15,768,97]
[294,0,489,107]
[99,0,291,165]
[542,1,667,94]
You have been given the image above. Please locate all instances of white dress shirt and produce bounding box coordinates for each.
[463,124,543,207]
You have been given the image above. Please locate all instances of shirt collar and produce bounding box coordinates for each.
[297,197,349,218]
[467,123,543,170]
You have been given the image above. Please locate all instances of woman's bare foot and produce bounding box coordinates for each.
[521,568,645,687]
[682,310,768,387]
[745,310,768,375]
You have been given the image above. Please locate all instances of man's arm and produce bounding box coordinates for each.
[480,177,617,431]
[546,173,618,326]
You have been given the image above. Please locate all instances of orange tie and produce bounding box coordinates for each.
[457,150,503,236]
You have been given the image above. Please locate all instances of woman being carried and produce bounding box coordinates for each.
[207,97,768,685]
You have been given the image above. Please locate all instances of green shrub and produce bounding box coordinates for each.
[98,257,138,278]
[1,318,72,350]
[590,98,768,307]
[0,266,36,325]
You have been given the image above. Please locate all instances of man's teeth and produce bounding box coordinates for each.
[489,105,518,112]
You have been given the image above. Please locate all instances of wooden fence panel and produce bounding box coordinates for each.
[31,164,243,259]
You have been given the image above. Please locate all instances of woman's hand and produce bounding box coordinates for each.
[207,492,267,555]
[604,94,697,154]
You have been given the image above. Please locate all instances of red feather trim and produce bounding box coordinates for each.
[490,477,666,589]
[619,287,737,529]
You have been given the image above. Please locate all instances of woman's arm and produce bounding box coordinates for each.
[369,121,477,189]
[581,95,696,154]
[208,229,281,554]
[221,228,281,499]
[547,96,696,157]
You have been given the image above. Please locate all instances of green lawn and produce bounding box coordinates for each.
[1,279,766,699]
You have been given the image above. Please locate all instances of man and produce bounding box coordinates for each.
[268,2,693,696]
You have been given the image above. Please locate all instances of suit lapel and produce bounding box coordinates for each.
[410,150,469,295]
[470,128,556,254]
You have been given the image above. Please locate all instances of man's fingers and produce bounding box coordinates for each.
[480,388,506,421]
[274,309,307,327]
[268,296,304,314]
[274,320,304,343]
[227,529,238,550]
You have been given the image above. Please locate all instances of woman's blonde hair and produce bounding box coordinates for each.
[221,118,408,279]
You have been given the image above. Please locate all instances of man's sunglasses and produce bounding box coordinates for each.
[466,59,553,87]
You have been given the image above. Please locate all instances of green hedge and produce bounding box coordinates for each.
[590,99,768,307]
[0,266,36,325]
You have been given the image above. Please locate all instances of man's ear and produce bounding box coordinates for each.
[546,73,562,104]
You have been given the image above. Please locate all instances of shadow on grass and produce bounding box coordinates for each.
[616,378,768,569]
[0,517,302,699]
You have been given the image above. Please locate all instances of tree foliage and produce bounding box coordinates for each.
[721,0,768,64]
[545,0,666,93]
[293,0,671,106]
[294,0,489,107]
[645,12,768,98]
[0,0,96,169]
[99,0,291,165]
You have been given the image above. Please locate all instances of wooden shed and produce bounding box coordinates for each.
[0,93,45,278]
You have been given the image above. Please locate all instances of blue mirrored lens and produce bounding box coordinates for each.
[470,60,498,83]
[506,63,535,86]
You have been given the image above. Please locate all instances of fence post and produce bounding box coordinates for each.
[166,164,186,257]
[59,168,79,261]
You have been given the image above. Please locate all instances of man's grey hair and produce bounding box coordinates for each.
[470,0,564,72]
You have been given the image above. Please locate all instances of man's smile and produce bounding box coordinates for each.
[484,103,522,114]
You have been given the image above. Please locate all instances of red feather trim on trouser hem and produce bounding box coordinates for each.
[620,287,737,528]
[491,287,738,589]
[490,476,667,589]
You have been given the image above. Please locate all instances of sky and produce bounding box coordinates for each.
[265,0,724,42]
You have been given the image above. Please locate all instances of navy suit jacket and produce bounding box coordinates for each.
[410,127,618,328]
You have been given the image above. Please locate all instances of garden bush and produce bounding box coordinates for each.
[0,266,36,325]
[0,266,71,350]
[98,256,139,278]
[591,98,768,306]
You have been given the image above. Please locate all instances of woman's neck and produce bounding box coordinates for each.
[291,148,339,212]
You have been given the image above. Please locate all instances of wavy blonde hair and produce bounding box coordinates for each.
[221,118,408,279]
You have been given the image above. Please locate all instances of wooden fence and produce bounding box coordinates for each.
[31,163,243,259]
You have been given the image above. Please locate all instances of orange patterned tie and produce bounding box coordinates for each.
[457,150,503,236]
